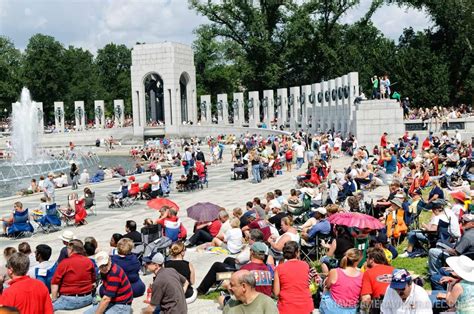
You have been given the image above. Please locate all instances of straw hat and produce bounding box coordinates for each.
[59,230,76,242]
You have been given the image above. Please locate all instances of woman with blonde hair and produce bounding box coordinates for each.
[211,217,243,254]
[165,241,197,303]
[111,238,145,298]
[267,216,300,265]
[320,248,363,314]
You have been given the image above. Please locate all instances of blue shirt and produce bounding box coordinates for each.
[308,219,331,239]
[385,155,397,174]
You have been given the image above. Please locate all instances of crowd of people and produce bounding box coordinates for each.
[0,125,473,314]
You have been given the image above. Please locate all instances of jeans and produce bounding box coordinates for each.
[84,303,132,314]
[72,175,79,190]
[296,157,304,169]
[428,247,444,275]
[188,229,213,246]
[252,164,261,183]
[320,291,357,314]
[407,230,428,248]
[197,257,237,294]
[53,294,93,311]
[430,267,453,291]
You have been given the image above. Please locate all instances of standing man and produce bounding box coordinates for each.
[380,132,388,149]
[51,240,96,311]
[85,252,133,314]
[149,170,161,198]
[43,172,55,202]
[0,252,53,313]
[295,141,305,169]
[143,253,188,314]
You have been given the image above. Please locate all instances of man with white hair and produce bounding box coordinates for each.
[222,270,277,313]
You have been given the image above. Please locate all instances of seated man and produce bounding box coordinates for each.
[123,220,142,244]
[51,240,96,311]
[185,212,225,247]
[301,207,331,243]
[156,208,187,241]
[106,179,128,208]
[241,213,272,242]
[27,244,56,290]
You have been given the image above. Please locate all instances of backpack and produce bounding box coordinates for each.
[285,150,293,160]
[235,148,242,158]
[35,262,58,292]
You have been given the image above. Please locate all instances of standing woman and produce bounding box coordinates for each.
[164,241,197,304]
[249,149,261,183]
[320,248,363,314]
[70,162,79,190]
[273,241,314,314]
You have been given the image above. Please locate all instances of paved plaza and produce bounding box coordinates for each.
[0,148,388,313]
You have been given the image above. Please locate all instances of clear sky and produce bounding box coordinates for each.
[0,0,432,52]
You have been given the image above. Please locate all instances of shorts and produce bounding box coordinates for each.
[286,158,292,163]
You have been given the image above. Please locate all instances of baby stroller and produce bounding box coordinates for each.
[58,197,87,227]
[260,162,274,179]
[231,163,248,180]
[195,161,208,189]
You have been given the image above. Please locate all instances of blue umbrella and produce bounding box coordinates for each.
[186,202,221,222]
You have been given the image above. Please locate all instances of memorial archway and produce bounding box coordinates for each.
[144,73,164,123]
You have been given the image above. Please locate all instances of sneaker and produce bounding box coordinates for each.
[399,252,409,258]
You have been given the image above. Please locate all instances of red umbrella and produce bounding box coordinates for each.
[147,198,179,211]
[328,212,384,230]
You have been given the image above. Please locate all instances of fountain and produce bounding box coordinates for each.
[11,87,40,162]
[0,88,100,187]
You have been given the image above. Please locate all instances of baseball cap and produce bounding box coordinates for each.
[143,252,165,265]
[251,242,269,255]
[95,251,110,267]
[390,269,412,290]
[128,176,136,181]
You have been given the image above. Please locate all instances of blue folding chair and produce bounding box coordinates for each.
[37,203,62,233]
[7,209,34,238]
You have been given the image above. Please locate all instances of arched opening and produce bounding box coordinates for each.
[179,73,189,122]
[144,73,164,124]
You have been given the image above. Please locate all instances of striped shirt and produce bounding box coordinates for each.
[99,263,133,304]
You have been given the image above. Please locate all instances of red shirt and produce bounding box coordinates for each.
[0,276,53,314]
[248,220,271,241]
[360,264,394,299]
[51,253,96,295]
[240,262,273,297]
[380,135,387,148]
[207,219,222,237]
[275,260,313,314]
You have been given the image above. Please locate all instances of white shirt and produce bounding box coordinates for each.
[381,284,433,314]
[224,228,243,254]
[455,132,461,142]
[150,174,160,191]
[295,144,305,158]
[219,220,231,235]
[334,137,342,148]
[28,260,55,279]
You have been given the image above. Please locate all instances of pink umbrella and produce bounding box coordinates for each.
[328,212,384,230]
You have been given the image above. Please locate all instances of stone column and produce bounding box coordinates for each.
[54,101,65,133]
[74,101,85,131]
[302,85,312,131]
[114,99,125,127]
[341,74,349,135]
[321,81,329,131]
[217,94,228,125]
[310,84,319,133]
[348,72,359,134]
[94,100,105,129]
[248,91,259,128]
[328,79,336,131]
[200,95,211,124]
[36,102,44,134]
[335,77,342,132]
[263,90,274,128]
[276,88,287,129]
[289,86,300,131]
[233,92,244,126]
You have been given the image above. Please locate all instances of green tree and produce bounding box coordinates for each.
[390,0,473,103]
[95,43,132,115]
[22,34,66,122]
[0,36,22,115]
[62,46,106,121]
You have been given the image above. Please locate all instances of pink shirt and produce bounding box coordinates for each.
[330,268,362,308]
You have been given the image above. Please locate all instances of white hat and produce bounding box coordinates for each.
[95,251,110,267]
[312,207,327,215]
[300,187,316,198]
[269,199,281,209]
[59,230,76,242]
[446,255,474,282]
